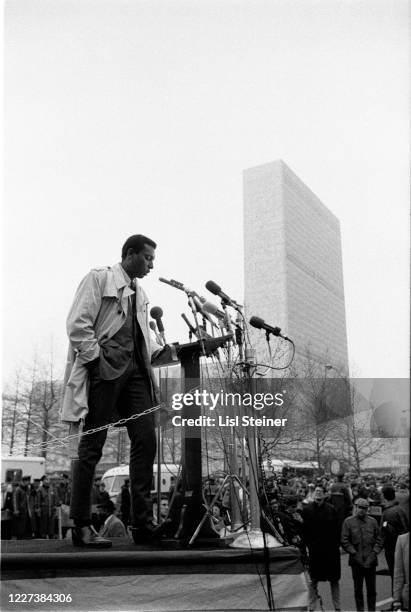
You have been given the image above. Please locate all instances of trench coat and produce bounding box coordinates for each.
[61,263,161,423]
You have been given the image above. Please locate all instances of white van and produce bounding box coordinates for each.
[1,455,46,482]
[101,463,180,502]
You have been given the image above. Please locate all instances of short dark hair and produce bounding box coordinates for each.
[97,500,115,514]
[382,485,396,501]
[121,234,157,259]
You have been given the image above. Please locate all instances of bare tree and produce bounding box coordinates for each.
[330,381,389,476]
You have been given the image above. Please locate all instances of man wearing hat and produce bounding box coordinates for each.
[341,498,384,611]
[97,500,127,538]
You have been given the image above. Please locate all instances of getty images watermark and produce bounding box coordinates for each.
[170,389,288,428]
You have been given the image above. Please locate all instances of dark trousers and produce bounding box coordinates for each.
[351,565,377,611]
[384,541,395,577]
[70,362,155,528]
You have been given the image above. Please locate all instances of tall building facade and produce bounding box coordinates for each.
[244,160,349,373]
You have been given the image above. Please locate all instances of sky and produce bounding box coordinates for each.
[3,0,410,382]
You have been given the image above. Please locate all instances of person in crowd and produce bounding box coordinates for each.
[91,476,103,530]
[351,483,360,509]
[261,497,288,544]
[395,482,410,522]
[22,476,36,538]
[1,477,14,540]
[203,477,217,507]
[31,479,41,537]
[211,504,225,532]
[329,472,353,537]
[98,500,127,538]
[167,476,176,503]
[303,485,341,611]
[341,498,384,612]
[281,495,306,558]
[12,480,28,539]
[381,485,409,585]
[118,479,131,530]
[56,473,71,506]
[36,475,57,539]
[303,483,316,505]
[56,473,73,539]
[392,531,409,611]
[62,234,161,548]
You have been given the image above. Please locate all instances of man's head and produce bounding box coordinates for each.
[159,498,169,519]
[40,475,49,487]
[355,498,369,517]
[382,485,396,502]
[314,485,326,504]
[121,234,156,279]
[99,482,106,491]
[212,505,221,518]
[284,495,299,514]
[97,500,115,521]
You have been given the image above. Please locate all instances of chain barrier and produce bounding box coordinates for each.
[28,402,166,451]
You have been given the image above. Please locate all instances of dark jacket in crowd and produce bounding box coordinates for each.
[341,513,384,568]
[302,501,341,582]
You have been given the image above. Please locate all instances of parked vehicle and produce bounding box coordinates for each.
[101,463,179,502]
[1,455,46,483]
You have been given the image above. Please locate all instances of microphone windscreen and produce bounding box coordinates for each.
[149,321,157,330]
[202,301,223,319]
[150,306,163,320]
[205,280,221,296]
[249,316,265,330]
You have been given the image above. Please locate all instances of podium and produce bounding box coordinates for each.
[154,335,232,544]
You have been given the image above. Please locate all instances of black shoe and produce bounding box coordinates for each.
[72,525,112,548]
[131,522,161,545]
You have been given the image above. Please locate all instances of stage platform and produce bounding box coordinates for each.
[1,538,309,611]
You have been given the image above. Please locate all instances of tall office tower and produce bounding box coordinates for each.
[244,160,349,374]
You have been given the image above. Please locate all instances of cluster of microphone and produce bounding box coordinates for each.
[148,278,290,348]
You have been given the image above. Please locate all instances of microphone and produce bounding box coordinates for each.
[205,281,241,309]
[181,313,211,340]
[249,316,289,340]
[201,300,225,321]
[193,296,218,329]
[150,306,166,343]
[149,320,163,345]
[159,277,194,296]
[181,313,196,337]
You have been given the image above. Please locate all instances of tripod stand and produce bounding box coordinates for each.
[188,472,249,546]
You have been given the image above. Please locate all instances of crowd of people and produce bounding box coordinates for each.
[1,473,71,540]
[263,472,409,612]
[205,470,409,612]
[2,468,409,610]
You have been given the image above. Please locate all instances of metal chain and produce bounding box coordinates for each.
[29,402,165,450]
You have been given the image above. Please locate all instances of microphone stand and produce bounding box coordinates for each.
[230,346,281,550]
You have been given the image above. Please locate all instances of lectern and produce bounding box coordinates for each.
[154,335,232,544]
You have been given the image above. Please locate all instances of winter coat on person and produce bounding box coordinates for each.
[393,532,409,611]
[341,513,384,568]
[302,501,341,582]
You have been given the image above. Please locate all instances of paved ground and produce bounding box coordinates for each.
[309,552,392,611]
